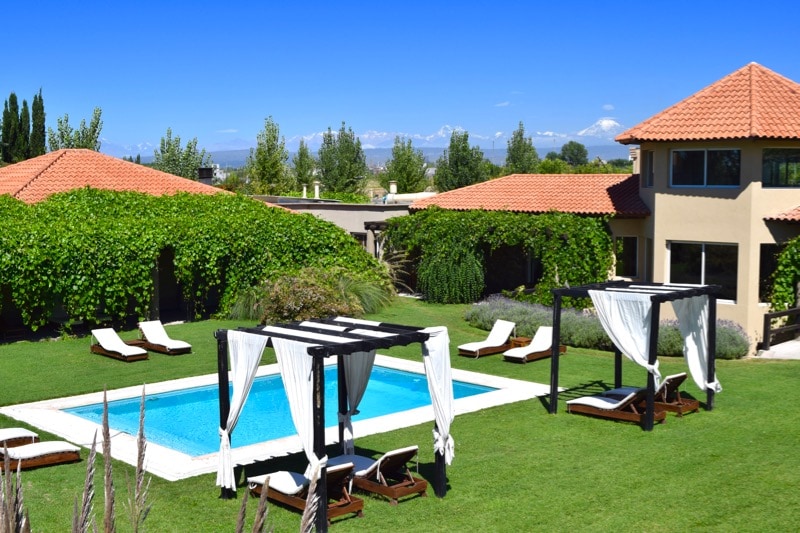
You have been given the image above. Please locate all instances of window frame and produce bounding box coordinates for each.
[668,241,738,302]
[642,150,654,188]
[614,236,639,278]
[670,148,741,188]
[762,148,800,187]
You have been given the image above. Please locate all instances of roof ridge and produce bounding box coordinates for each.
[15,149,69,200]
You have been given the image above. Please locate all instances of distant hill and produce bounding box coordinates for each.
[206,144,631,169]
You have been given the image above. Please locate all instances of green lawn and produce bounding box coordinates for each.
[2,298,799,532]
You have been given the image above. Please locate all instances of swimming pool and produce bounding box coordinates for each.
[65,365,493,457]
[0,355,554,480]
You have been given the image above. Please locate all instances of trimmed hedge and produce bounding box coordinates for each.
[0,189,389,329]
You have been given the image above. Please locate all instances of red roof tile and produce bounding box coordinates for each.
[0,149,227,204]
[616,63,800,144]
[410,174,649,217]
[765,206,800,223]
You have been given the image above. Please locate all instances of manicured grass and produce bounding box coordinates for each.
[2,298,799,531]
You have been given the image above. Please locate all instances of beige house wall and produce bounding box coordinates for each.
[638,140,800,345]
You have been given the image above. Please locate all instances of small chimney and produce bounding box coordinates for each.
[389,181,398,194]
[313,180,321,199]
[629,148,640,175]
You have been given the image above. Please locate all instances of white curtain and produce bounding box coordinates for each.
[589,290,662,388]
[422,326,455,465]
[273,337,322,478]
[340,350,376,454]
[216,331,269,491]
[672,295,722,392]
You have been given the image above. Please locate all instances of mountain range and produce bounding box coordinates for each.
[100,118,631,167]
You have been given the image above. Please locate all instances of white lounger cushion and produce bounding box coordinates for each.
[458,320,515,352]
[139,321,192,350]
[0,427,38,445]
[4,441,80,460]
[503,326,553,360]
[92,328,147,356]
[328,445,418,477]
[601,373,687,398]
[566,391,639,411]
[247,462,354,494]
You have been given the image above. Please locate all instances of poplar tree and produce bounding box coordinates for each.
[2,93,19,163]
[505,121,539,174]
[433,130,488,191]
[246,116,293,194]
[30,89,46,157]
[382,136,428,193]
[151,127,212,179]
[292,138,316,190]
[317,121,368,193]
[15,100,30,162]
[47,107,104,151]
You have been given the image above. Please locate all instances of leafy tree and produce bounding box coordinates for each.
[30,89,46,157]
[151,127,212,179]
[537,157,571,173]
[317,121,368,193]
[433,130,488,191]
[47,107,103,151]
[545,151,560,160]
[292,138,316,190]
[560,140,588,166]
[245,116,293,194]
[505,121,539,173]
[380,136,428,193]
[2,93,20,163]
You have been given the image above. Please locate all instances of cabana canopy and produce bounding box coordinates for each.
[549,281,721,430]
[214,316,453,532]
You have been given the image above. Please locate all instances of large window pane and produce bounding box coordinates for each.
[615,236,638,278]
[707,150,740,186]
[759,244,781,303]
[670,243,702,284]
[672,151,704,186]
[763,148,800,187]
[704,244,737,300]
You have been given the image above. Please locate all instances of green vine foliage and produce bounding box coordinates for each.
[384,207,613,305]
[0,189,388,329]
[770,238,800,309]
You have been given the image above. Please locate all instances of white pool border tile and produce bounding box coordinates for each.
[0,354,553,481]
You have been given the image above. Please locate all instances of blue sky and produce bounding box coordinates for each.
[6,1,800,155]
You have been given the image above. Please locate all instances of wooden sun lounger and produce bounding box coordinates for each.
[248,462,364,524]
[503,326,567,363]
[602,372,700,417]
[138,320,192,355]
[328,445,428,505]
[90,328,149,362]
[566,389,666,425]
[0,427,39,448]
[457,319,515,358]
[1,441,81,471]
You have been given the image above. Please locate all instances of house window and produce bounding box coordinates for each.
[762,148,800,187]
[642,150,654,188]
[614,236,638,278]
[670,242,737,300]
[671,149,740,187]
[759,243,782,303]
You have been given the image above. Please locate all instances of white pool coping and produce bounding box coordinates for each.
[0,354,555,481]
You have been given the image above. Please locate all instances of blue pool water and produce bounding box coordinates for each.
[66,366,493,457]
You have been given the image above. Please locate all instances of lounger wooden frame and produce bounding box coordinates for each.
[90,341,149,362]
[458,342,512,358]
[603,373,700,418]
[504,344,567,363]
[567,390,667,426]
[0,429,39,448]
[138,321,192,355]
[353,448,428,505]
[1,445,81,471]
[250,464,364,523]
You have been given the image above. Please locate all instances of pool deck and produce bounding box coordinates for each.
[0,354,556,481]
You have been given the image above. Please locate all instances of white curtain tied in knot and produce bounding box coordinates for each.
[672,295,722,393]
[589,290,662,388]
[273,337,323,478]
[422,326,455,465]
[216,331,268,491]
[340,350,376,455]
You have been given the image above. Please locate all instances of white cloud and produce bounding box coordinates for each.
[217,128,238,134]
[494,131,504,139]
[494,101,510,107]
[602,104,614,111]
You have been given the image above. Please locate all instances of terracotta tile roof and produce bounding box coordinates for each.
[616,63,800,144]
[765,206,800,223]
[409,173,650,217]
[0,149,227,204]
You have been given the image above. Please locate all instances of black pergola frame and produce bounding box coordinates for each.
[215,318,442,532]
[548,281,720,431]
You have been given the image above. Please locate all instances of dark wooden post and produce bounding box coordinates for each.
[707,294,717,410]
[643,301,660,431]
[337,354,347,453]
[433,422,447,497]
[215,329,235,499]
[313,353,328,533]
[549,293,563,414]
[614,347,623,388]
